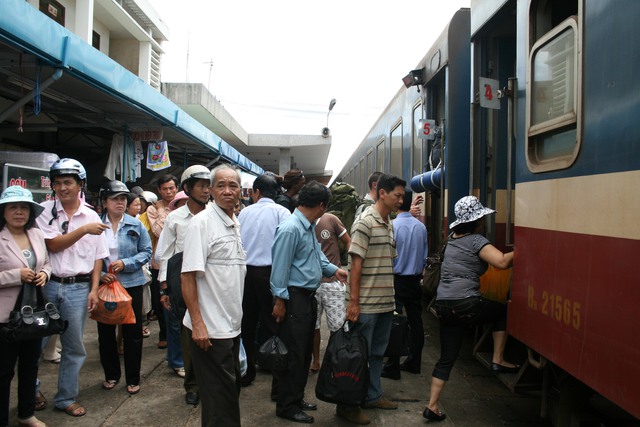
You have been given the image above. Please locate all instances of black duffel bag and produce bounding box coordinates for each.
[384,313,412,357]
[1,283,68,342]
[315,322,369,406]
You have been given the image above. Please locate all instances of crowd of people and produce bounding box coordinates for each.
[0,160,515,427]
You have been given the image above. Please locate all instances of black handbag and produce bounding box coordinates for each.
[384,314,411,357]
[1,283,68,342]
[257,335,288,371]
[315,322,370,406]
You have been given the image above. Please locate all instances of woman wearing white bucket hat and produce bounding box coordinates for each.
[0,186,51,427]
[424,196,514,422]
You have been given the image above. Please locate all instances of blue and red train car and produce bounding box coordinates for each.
[336,0,640,423]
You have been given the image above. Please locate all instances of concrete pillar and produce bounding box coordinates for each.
[139,41,152,84]
[75,0,94,44]
[279,148,291,175]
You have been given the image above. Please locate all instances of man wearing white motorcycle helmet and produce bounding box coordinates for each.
[36,158,109,417]
[157,165,211,405]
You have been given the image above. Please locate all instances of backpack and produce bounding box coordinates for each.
[315,324,370,406]
[327,182,360,264]
[166,251,187,320]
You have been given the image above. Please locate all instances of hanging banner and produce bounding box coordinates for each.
[132,128,163,142]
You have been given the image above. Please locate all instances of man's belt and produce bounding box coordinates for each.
[50,274,92,284]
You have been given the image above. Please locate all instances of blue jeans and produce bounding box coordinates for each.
[163,308,183,369]
[42,280,90,409]
[353,311,393,404]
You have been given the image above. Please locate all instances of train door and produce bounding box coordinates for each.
[424,76,446,245]
[470,0,516,252]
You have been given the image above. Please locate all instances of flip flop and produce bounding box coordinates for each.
[34,391,46,411]
[102,379,118,390]
[56,402,86,417]
[127,384,140,395]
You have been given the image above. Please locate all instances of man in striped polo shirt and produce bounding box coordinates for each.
[340,174,406,425]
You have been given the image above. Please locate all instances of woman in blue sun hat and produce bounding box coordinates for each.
[0,186,51,427]
[424,196,515,422]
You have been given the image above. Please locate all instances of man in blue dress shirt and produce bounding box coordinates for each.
[237,173,290,387]
[270,181,348,424]
[383,190,428,379]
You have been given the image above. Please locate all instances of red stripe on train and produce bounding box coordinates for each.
[508,226,640,418]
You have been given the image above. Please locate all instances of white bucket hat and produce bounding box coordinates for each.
[0,185,45,217]
[449,195,495,229]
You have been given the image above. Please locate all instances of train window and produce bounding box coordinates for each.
[366,150,373,181]
[390,122,402,177]
[526,13,581,172]
[376,139,385,173]
[353,164,360,194]
[412,103,423,177]
[359,158,365,195]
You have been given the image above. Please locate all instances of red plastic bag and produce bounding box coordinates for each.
[90,272,136,325]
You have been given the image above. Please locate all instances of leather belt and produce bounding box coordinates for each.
[50,274,92,284]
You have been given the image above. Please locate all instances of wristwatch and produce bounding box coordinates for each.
[159,288,168,296]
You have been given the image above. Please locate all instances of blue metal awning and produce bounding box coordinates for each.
[0,0,263,175]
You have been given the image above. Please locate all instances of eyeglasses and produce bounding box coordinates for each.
[61,221,68,235]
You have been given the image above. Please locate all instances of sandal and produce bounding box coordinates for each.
[102,379,118,390]
[142,326,151,338]
[17,415,46,427]
[127,384,140,395]
[34,391,47,411]
[56,402,86,417]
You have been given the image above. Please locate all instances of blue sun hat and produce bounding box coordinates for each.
[0,186,45,217]
[449,195,495,229]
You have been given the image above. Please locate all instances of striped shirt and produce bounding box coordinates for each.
[347,205,396,314]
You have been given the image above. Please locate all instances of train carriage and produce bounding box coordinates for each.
[336,0,640,424]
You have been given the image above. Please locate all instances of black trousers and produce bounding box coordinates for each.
[240,266,278,381]
[97,284,144,385]
[150,268,167,341]
[432,296,507,381]
[386,274,425,372]
[0,332,41,425]
[190,334,241,427]
[274,287,317,416]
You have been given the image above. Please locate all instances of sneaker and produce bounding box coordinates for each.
[362,397,398,410]
[174,367,185,378]
[337,407,371,425]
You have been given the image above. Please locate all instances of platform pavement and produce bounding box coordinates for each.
[9,310,551,426]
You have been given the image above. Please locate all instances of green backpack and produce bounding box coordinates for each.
[327,182,361,265]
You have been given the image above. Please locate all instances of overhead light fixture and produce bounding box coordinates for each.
[322,98,337,138]
[402,68,426,92]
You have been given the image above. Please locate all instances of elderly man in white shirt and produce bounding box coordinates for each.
[181,164,246,427]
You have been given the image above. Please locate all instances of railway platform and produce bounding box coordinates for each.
[9,310,551,426]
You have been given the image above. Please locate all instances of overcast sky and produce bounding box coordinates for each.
[153,0,470,177]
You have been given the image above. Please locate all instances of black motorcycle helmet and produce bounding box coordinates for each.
[99,180,130,201]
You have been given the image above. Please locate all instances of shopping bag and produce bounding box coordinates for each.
[384,313,411,357]
[90,274,136,325]
[480,265,512,303]
[257,335,288,371]
[315,323,369,406]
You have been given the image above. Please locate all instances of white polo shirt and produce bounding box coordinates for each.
[182,202,246,339]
